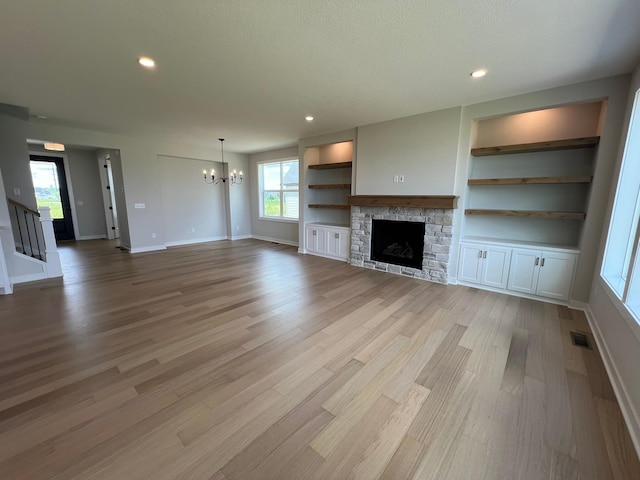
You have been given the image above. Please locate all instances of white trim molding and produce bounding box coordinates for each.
[583,305,640,459]
[165,236,227,247]
[129,245,167,254]
[252,235,299,247]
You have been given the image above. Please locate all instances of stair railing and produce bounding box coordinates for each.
[7,198,46,260]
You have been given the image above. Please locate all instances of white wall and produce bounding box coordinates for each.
[249,146,299,245]
[356,107,462,195]
[588,63,640,455]
[159,155,227,246]
[226,151,252,240]
[0,114,36,209]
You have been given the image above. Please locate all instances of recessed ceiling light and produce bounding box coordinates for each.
[305,115,314,121]
[471,69,487,78]
[138,56,156,68]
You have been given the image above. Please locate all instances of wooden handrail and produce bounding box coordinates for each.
[7,198,40,217]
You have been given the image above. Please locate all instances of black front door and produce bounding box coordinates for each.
[29,155,75,241]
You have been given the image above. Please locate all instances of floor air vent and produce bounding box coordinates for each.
[570,331,592,350]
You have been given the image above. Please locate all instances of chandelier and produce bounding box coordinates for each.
[203,138,243,185]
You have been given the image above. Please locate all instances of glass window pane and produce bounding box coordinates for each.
[30,161,63,219]
[283,191,299,219]
[263,163,281,190]
[263,192,281,217]
[282,161,299,190]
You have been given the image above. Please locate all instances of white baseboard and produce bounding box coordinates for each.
[583,305,640,459]
[252,235,299,247]
[165,236,227,247]
[231,235,252,240]
[11,272,47,284]
[119,242,131,251]
[456,279,571,306]
[129,245,167,254]
[77,235,107,240]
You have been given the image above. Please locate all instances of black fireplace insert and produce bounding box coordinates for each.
[371,219,425,269]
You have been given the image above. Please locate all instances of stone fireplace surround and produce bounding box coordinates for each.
[350,205,455,284]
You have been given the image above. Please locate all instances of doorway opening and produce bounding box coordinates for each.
[29,155,75,241]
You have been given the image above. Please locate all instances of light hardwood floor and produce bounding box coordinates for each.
[0,239,638,479]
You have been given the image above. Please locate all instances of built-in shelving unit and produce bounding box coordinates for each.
[308,161,352,170]
[465,209,586,220]
[468,176,593,186]
[303,140,354,259]
[463,102,605,249]
[470,136,600,156]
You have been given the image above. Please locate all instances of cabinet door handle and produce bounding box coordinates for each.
[483,251,487,259]
[535,257,539,266]
[312,230,317,236]
[478,249,483,258]
[541,258,545,267]
[334,233,340,239]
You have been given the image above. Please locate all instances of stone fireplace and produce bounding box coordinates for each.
[349,196,456,284]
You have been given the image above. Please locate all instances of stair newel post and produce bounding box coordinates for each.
[38,207,63,278]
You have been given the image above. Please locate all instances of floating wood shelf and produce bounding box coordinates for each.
[308,204,351,210]
[308,161,353,170]
[349,195,458,209]
[465,209,586,220]
[308,183,352,189]
[468,176,593,186]
[471,137,600,157]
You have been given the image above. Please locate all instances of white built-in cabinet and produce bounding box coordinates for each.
[305,224,350,261]
[507,248,577,301]
[458,243,511,289]
[458,239,578,303]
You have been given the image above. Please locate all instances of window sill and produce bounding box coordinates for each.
[258,216,299,224]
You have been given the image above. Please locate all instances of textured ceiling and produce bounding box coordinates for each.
[1,0,639,153]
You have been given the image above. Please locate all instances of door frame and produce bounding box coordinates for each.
[28,150,80,240]
[97,153,120,240]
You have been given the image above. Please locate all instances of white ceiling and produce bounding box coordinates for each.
[1,0,639,153]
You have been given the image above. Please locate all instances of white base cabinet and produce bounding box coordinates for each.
[507,248,577,301]
[305,224,350,261]
[458,243,511,289]
[458,238,578,303]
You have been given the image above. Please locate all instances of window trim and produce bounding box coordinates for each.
[257,157,299,222]
[601,87,640,324]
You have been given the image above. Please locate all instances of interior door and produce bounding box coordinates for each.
[29,155,75,241]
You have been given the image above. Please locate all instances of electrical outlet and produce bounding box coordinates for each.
[77,200,84,206]
[134,203,146,209]
[191,227,196,233]
[13,188,20,196]
[151,232,156,239]
[236,225,240,231]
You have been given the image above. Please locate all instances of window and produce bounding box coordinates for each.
[258,159,299,220]
[602,89,640,320]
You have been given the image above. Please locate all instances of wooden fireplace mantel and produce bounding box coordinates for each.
[348,195,458,209]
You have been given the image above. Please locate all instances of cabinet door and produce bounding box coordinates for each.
[507,248,541,294]
[481,246,512,289]
[305,226,322,253]
[326,229,350,260]
[458,243,483,284]
[536,251,577,301]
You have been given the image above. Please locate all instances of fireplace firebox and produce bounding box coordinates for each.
[371,220,425,269]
